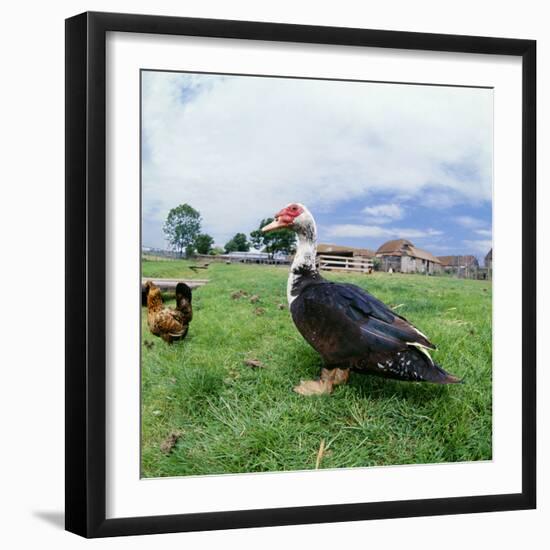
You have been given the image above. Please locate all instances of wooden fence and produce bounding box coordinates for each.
[141,278,209,305]
[141,278,209,292]
[195,253,289,265]
[317,254,373,274]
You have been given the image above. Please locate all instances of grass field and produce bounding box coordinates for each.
[141,259,492,478]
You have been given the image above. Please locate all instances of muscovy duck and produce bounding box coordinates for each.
[143,281,193,344]
[262,203,460,393]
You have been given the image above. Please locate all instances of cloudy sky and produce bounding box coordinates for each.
[142,70,493,259]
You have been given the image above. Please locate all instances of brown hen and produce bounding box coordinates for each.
[144,281,193,344]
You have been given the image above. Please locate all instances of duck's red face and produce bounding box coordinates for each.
[262,203,304,233]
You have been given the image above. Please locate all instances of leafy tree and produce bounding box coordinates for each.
[250,217,296,258]
[210,246,225,256]
[224,233,250,253]
[163,204,201,257]
[194,233,214,255]
[249,226,264,251]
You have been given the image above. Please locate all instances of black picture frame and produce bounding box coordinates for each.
[65,11,536,538]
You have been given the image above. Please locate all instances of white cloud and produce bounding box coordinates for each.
[142,72,493,244]
[463,239,492,254]
[420,243,460,252]
[454,215,485,228]
[362,203,404,223]
[326,224,443,240]
[453,217,492,245]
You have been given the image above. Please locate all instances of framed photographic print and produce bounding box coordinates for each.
[65,11,536,538]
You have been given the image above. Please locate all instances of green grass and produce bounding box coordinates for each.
[141,260,492,477]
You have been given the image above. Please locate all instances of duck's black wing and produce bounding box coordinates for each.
[290,281,435,365]
[339,283,435,348]
[291,280,461,383]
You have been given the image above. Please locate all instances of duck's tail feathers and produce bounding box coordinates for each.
[427,362,463,384]
[383,347,462,384]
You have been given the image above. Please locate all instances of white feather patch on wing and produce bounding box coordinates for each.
[407,342,435,365]
[411,325,429,341]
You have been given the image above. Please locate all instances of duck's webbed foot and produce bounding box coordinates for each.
[321,367,350,386]
[293,367,350,396]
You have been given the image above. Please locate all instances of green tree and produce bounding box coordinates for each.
[249,226,264,250]
[163,204,201,257]
[194,233,214,255]
[250,218,296,258]
[210,246,225,256]
[224,233,250,253]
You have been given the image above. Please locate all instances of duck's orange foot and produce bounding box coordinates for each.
[321,367,350,386]
[293,379,334,396]
[293,368,350,396]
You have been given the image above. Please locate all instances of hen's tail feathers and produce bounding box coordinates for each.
[175,282,192,309]
[142,280,153,306]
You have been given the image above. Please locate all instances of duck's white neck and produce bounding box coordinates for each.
[287,227,317,305]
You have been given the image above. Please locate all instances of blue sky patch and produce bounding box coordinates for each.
[141,71,493,261]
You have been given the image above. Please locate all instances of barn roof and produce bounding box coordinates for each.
[376,239,440,263]
[375,239,414,255]
[317,243,352,254]
[351,247,375,258]
[437,255,479,267]
[408,246,441,264]
[485,248,493,261]
[317,243,375,258]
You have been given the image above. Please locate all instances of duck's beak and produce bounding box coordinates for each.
[262,217,288,233]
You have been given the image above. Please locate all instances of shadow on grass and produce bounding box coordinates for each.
[290,351,452,404]
[292,359,454,406]
[348,371,454,404]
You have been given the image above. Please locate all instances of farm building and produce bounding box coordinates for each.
[481,248,493,280]
[317,243,375,259]
[376,239,441,274]
[437,255,480,276]
[316,243,375,274]
[224,250,290,264]
[485,248,493,269]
